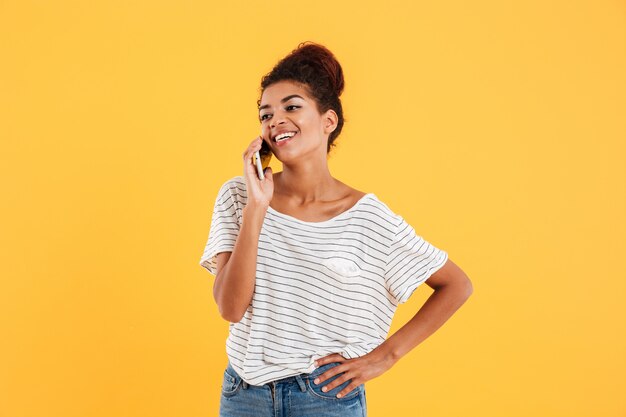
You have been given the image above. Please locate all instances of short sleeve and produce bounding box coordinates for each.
[199,179,243,275]
[385,215,448,304]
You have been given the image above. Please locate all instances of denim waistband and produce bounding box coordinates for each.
[226,361,310,391]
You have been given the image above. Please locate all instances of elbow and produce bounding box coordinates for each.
[214,291,246,323]
[215,294,245,323]
[213,276,248,323]
[220,311,240,323]
[219,305,245,323]
[212,280,236,323]
[463,276,474,298]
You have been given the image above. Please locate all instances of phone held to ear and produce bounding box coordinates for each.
[253,137,272,180]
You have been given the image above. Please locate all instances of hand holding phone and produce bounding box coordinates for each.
[253,136,272,180]
[242,135,274,210]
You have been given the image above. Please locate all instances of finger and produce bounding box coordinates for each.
[243,141,260,160]
[320,373,351,393]
[336,383,359,399]
[313,365,345,385]
[244,156,259,178]
[242,142,262,164]
[316,353,345,367]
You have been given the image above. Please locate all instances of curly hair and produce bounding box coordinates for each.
[257,41,346,154]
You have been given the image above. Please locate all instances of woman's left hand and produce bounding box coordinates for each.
[312,349,396,398]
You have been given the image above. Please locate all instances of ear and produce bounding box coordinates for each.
[323,109,338,135]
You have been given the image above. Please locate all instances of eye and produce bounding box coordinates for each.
[259,105,299,122]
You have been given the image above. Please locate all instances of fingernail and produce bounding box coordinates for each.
[314,361,318,366]
[314,378,319,384]
[337,393,342,398]
[322,387,327,392]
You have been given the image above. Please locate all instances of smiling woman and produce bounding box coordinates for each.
[256,78,339,165]
[257,43,345,154]
[199,41,473,417]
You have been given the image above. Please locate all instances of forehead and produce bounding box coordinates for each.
[260,80,312,105]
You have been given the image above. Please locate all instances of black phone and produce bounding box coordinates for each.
[253,138,272,180]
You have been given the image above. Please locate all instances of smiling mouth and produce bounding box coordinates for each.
[273,131,298,142]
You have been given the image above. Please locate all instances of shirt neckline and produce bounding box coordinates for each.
[266,193,375,225]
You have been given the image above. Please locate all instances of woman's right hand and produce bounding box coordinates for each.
[242,136,274,209]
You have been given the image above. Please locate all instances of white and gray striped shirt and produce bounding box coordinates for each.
[199,175,448,386]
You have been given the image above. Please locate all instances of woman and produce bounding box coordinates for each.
[200,41,473,417]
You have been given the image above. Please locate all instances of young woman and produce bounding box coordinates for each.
[200,41,473,417]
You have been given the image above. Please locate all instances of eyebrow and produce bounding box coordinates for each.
[258,94,304,111]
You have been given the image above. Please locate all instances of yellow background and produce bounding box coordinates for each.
[1,1,624,416]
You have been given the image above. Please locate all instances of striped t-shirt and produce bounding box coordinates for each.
[199,175,448,386]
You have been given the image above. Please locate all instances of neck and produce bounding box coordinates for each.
[275,165,338,203]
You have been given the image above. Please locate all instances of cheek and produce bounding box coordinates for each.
[294,115,319,132]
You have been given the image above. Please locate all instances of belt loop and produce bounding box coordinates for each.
[295,374,306,392]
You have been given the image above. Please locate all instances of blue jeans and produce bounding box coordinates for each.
[219,361,367,417]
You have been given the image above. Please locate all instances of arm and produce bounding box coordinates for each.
[313,258,473,398]
[375,257,473,366]
[213,203,267,323]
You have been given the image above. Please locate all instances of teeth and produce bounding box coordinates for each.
[275,131,297,141]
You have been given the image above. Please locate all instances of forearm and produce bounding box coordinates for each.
[375,283,472,366]
[213,204,267,322]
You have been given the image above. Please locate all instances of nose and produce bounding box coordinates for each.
[270,112,287,129]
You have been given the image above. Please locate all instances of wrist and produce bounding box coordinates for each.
[243,203,268,224]
[371,341,401,369]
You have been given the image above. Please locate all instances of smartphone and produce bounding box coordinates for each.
[253,137,272,180]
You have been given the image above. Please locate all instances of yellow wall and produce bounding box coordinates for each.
[1,1,624,416]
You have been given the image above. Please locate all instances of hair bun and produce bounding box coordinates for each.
[294,41,344,96]
[291,41,344,97]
